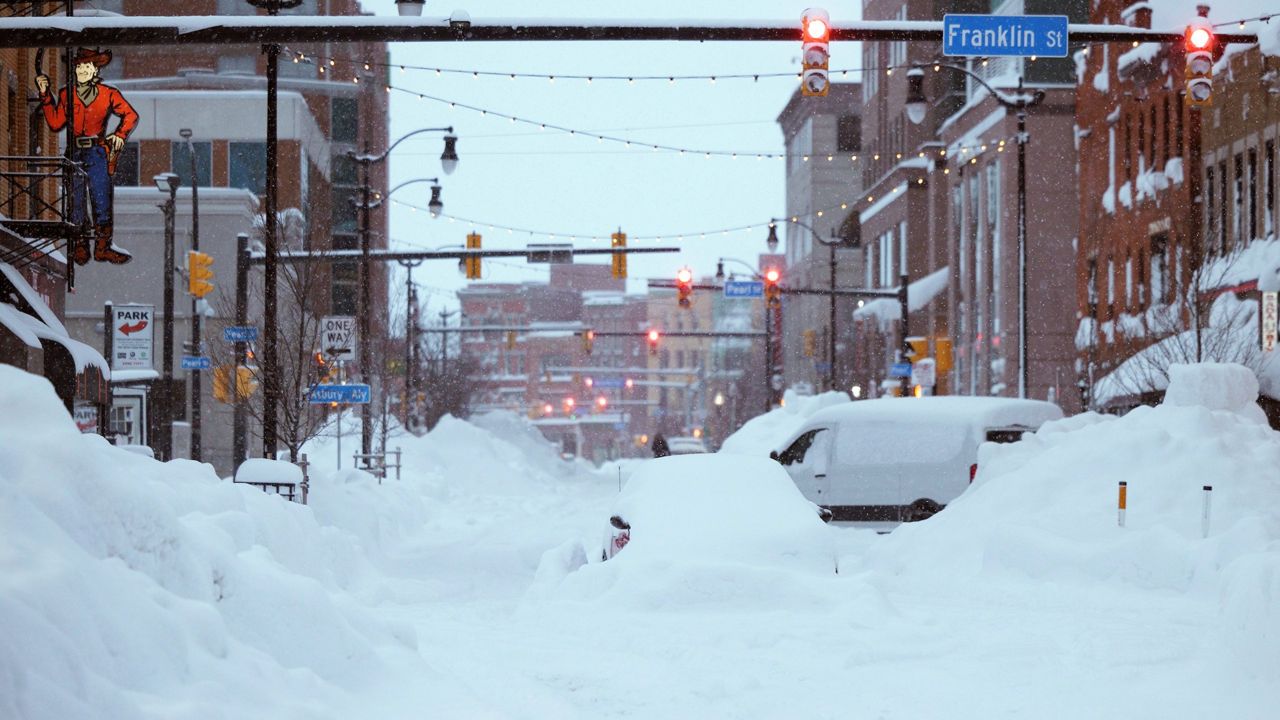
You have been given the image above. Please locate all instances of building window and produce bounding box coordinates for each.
[331,188,358,234]
[837,115,861,153]
[331,262,357,315]
[1206,165,1216,248]
[1122,114,1132,181]
[331,97,359,145]
[171,141,212,187]
[986,164,1001,335]
[1125,256,1134,309]
[229,141,267,195]
[1086,257,1098,306]
[1163,98,1172,165]
[1219,160,1228,253]
[1107,257,1115,312]
[1267,140,1276,238]
[216,54,256,75]
[1249,148,1259,243]
[1150,235,1168,305]
[1234,153,1244,247]
[112,142,139,187]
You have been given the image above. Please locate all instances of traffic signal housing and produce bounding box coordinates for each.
[464,232,482,279]
[763,267,782,308]
[611,230,627,279]
[1184,19,1216,107]
[802,328,816,357]
[647,328,661,355]
[906,336,929,364]
[188,250,214,298]
[582,329,595,355]
[676,267,694,309]
[801,8,831,97]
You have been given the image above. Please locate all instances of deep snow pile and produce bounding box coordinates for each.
[0,368,602,719]
[862,363,1280,678]
[718,389,850,456]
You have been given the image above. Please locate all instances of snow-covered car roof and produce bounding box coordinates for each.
[605,454,834,571]
[801,396,1063,432]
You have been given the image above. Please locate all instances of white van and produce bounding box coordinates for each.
[772,396,1062,523]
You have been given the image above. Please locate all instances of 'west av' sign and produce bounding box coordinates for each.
[943,14,1069,58]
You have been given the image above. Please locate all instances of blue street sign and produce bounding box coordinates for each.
[723,280,764,299]
[224,326,259,342]
[308,384,372,404]
[943,14,1068,58]
[593,377,626,389]
[181,355,211,370]
[814,361,832,373]
[889,362,913,378]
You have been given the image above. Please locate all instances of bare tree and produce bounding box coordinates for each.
[1098,243,1272,405]
[209,208,335,462]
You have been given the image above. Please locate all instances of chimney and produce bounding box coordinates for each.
[1122,2,1153,29]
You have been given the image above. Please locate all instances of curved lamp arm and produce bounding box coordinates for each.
[364,176,443,216]
[352,126,457,173]
[715,256,763,282]
[907,62,1045,124]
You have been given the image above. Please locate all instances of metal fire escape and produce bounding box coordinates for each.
[0,1,90,287]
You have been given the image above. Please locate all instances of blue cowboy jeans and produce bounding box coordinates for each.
[69,144,112,228]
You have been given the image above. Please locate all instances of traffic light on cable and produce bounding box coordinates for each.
[1184,10,1217,108]
[801,8,831,97]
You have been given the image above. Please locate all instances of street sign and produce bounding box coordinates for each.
[593,377,626,389]
[308,383,372,404]
[911,358,937,388]
[111,304,154,371]
[1263,292,1278,352]
[73,403,98,434]
[527,243,574,263]
[320,316,357,357]
[181,355,212,370]
[943,14,1068,58]
[889,362,912,378]
[223,325,258,343]
[723,280,764,299]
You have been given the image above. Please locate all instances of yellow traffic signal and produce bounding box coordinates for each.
[676,267,693,309]
[212,366,232,403]
[763,268,782,308]
[1184,19,1215,107]
[906,336,929,364]
[235,366,258,398]
[188,250,214,298]
[801,8,831,97]
[611,230,627,279]
[465,232,482,279]
[583,329,595,355]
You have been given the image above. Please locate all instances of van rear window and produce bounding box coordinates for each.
[985,428,1026,444]
[836,421,966,466]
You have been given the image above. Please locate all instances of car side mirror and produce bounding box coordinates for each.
[609,515,630,530]
[769,450,780,462]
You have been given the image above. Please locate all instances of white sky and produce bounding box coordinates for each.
[357,0,863,316]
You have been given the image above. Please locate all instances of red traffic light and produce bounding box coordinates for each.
[1187,26,1212,50]
[764,268,781,284]
[803,12,829,41]
[647,329,661,343]
[595,396,608,409]
[676,267,693,285]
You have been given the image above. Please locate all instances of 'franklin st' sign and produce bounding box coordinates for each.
[943,14,1069,58]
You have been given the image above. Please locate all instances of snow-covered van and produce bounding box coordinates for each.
[772,396,1063,523]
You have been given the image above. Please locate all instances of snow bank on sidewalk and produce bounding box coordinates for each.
[861,362,1280,677]
[0,366,503,719]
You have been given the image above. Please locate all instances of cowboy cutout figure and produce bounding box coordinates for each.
[36,47,138,265]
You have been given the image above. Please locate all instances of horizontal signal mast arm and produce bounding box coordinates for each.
[247,246,676,265]
[0,16,1256,48]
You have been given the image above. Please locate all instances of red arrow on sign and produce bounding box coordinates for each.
[118,320,148,335]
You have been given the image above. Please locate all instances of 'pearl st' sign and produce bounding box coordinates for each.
[943,14,1069,58]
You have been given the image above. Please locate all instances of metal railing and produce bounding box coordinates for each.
[353,446,402,483]
[232,454,312,505]
[0,155,89,266]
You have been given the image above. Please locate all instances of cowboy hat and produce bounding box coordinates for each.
[72,47,112,68]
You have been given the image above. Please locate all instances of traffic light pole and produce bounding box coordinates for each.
[184,132,202,461]
[233,232,249,469]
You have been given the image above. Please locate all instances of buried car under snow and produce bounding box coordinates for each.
[600,454,836,572]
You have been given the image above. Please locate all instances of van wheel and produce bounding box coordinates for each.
[905,499,941,522]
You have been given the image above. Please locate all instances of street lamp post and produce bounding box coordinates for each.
[716,256,778,412]
[906,64,1044,399]
[246,0,303,460]
[154,172,180,460]
[179,128,202,461]
[350,127,456,458]
[768,218,856,392]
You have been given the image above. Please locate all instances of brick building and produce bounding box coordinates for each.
[48,0,391,471]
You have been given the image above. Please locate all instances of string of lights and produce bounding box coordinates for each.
[1216,13,1276,29]
[286,46,881,84]
[382,134,1015,245]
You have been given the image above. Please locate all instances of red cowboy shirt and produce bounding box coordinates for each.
[40,83,139,144]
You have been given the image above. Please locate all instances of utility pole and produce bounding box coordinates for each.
[233,233,249,468]
[155,173,179,460]
[247,0,302,460]
[180,128,202,461]
[398,258,423,429]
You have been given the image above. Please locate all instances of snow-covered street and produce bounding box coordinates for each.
[2,363,1278,719]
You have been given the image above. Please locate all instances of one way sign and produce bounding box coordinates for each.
[320,315,357,357]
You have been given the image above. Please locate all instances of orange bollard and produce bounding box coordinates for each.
[1118,481,1127,528]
